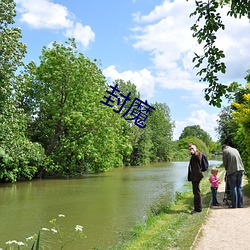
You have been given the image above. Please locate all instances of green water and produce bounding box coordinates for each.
[0,160,221,249]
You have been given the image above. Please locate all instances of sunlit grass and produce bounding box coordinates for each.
[111,172,222,250]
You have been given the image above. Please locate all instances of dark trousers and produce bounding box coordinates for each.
[211,187,218,205]
[192,181,202,212]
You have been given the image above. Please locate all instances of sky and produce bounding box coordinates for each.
[13,0,250,141]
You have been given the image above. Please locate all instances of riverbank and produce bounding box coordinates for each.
[111,168,226,249]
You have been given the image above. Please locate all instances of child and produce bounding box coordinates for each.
[209,168,220,206]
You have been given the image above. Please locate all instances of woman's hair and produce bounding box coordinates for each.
[211,167,218,174]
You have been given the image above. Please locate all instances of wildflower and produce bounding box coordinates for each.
[6,240,17,245]
[26,236,34,241]
[5,240,25,246]
[58,214,65,217]
[75,225,83,232]
[51,228,58,233]
[17,242,25,246]
[42,228,50,231]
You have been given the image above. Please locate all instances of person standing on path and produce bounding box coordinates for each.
[209,168,220,206]
[222,144,244,208]
[188,143,204,214]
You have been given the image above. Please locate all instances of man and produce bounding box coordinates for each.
[188,143,204,214]
[222,144,244,208]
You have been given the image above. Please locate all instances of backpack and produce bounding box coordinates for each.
[200,153,209,172]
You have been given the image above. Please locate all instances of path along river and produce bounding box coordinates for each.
[0,159,221,249]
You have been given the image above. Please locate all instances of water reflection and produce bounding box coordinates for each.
[0,160,221,249]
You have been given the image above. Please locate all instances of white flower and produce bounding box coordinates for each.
[26,236,34,241]
[75,225,83,231]
[17,242,25,246]
[6,240,17,245]
[5,240,24,246]
[42,227,50,231]
[58,214,65,217]
[51,228,58,233]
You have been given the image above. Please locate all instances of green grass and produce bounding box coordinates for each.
[243,177,250,197]
[111,170,225,250]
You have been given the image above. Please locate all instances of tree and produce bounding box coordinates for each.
[214,72,250,176]
[178,136,209,156]
[216,72,250,148]
[147,102,174,162]
[190,0,250,107]
[0,0,27,108]
[230,81,250,176]
[24,39,128,175]
[179,125,212,146]
[216,106,240,147]
[0,0,48,182]
[111,79,148,165]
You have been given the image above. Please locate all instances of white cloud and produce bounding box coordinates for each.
[130,0,250,95]
[214,7,250,81]
[103,65,155,100]
[65,22,95,48]
[127,0,249,141]
[16,0,95,49]
[173,110,219,141]
[16,0,73,29]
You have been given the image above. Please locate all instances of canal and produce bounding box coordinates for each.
[0,160,222,249]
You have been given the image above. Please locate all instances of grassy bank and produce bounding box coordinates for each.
[111,169,225,250]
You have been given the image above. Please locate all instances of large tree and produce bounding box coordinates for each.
[228,74,250,176]
[178,136,209,156]
[179,125,212,146]
[0,0,26,108]
[24,39,129,175]
[0,0,47,182]
[190,0,250,107]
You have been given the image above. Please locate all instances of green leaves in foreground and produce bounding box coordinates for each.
[189,0,250,107]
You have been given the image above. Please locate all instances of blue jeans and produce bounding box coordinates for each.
[228,170,244,208]
[211,187,218,205]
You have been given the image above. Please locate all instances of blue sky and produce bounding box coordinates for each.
[14,0,250,141]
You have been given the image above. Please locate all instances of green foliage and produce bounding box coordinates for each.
[0,0,176,181]
[209,141,222,154]
[31,231,40,250]
[216,106,240,147]
[215,72,250,177]
[223,0,250,19]
[111,79,146,166]
[0,108,50,182]
[0,0,48,182]
[178,136,209,156]
[147,102,174,162]
[24,39,131,175]
[0,0,27,107]
[230,79,250,177]
[189,0,250,107]
[179,125,212,146]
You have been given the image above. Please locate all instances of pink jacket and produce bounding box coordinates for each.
[209,175,219,188]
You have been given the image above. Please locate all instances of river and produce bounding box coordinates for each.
[0,159,222,249]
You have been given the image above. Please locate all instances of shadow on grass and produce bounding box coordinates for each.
[149,189,213,216]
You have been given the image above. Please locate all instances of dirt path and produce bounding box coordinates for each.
[192,174,250,250]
